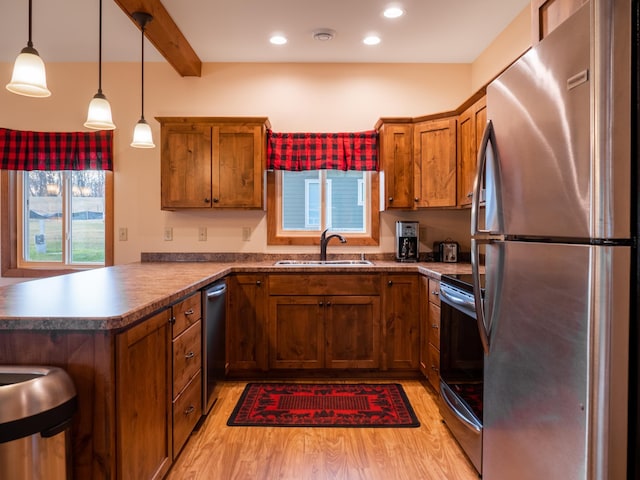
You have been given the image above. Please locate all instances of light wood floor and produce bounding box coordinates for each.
[167,379,480,480]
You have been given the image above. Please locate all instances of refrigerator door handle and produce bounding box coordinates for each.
[471,120,497,236]
[471,238,490,354]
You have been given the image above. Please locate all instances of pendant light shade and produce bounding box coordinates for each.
[131,12,155,148]
[6,0,50,98]
[85,0,115,130]
[131,119,154,148]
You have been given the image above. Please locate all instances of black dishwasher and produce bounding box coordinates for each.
[202,280,226,415]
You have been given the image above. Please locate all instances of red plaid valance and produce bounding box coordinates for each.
[0,128,113,171]
[267,130,378,171]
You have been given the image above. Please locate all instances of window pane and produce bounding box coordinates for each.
[326,170,366,232]
[71,171,105,264]
[282,170,322,231]
[25,171,63,262]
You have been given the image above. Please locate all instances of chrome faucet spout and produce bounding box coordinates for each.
[320,228,346,261]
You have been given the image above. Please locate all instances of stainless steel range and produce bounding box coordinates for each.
[438,273,484,474]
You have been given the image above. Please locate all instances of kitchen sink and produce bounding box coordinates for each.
[274,259,373,266]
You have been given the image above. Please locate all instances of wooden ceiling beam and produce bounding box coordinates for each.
[113,0,202,77]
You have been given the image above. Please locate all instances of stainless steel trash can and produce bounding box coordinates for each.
[0,366,77,480]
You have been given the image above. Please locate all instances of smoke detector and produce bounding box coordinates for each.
[313,29,336,41]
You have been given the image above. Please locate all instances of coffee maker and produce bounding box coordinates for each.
[396,221,419,262]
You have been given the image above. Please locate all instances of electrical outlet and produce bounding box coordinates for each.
[118,227,128,241]
[242,227,251,242]
[198,227,207,241]
[164,227,173,241]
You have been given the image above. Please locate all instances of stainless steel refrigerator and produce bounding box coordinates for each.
[470,1,637,478]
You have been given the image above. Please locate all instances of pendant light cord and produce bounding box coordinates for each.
[98,0,103,94]
[27,0,33,48]
[140,21,145,121]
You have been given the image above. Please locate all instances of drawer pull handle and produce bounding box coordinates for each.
[256,280,261,286]
[431,290,439,296]
[184,405,195,415]
[185,351,195,359]
[388,280,393,286]
[432,324,438,329]
[184,309,195,316]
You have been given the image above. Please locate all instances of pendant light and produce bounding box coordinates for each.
[6,0,51,97]
[85,0,115,130]
[131,12,155,148]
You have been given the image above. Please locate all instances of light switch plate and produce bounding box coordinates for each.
[118,227,128,241]
[198,227,207,241]
[164,227,173,241]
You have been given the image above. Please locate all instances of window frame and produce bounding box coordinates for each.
[266,170,380,246]
[1,170,114,278]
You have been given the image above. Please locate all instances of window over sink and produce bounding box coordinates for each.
[267,170,380,246]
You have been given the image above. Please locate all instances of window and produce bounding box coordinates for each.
[1,170,113,277]
[20,171,107,266]
[267,170,379,246]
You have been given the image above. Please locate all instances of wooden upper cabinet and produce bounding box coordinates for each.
[160,123,212,209]
[413,117,457,208]
[377,120,414,209]
[531,0,588,45]
[158,117,270,210]
[457,95,486,206]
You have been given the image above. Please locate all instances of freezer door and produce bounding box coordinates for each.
[486,2,631,239]
[483,241,630,480]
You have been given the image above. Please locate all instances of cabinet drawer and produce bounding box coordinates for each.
[173,292,201,338]
[172,369,202,458]
[173,320,202,397]
[428,302,441,347]
[427,343,440,393]
[428,279,441,306]
[269,274,380,296]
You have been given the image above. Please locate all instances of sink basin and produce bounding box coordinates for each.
[274,259,373,266]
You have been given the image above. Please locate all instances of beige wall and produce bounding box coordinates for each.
[471,6,531,92]
[0,8,530,269]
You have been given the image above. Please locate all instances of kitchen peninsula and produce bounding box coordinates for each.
[0,259,473,479]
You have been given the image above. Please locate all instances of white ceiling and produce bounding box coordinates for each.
[0,0,530,64]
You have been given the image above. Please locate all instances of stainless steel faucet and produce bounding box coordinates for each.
[320,228,346,261]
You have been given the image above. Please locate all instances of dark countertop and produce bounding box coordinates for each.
[0,260,474,331]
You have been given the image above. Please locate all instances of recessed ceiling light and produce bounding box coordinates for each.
[383,7,404,18]
[270,35,287,45]
[363,35,381,46]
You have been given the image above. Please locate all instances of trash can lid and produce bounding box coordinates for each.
[0,366,77,443]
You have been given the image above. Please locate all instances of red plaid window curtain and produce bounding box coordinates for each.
[0,128,113,171]
[267,130,378,171]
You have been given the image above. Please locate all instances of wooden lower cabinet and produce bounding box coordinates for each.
[268,295,381,369]
[170,292,203,458]
[116,309,173,480]
[226,274,268,373]
[383,274,420,370]
[420,277,441,392]
[268,274,381,371]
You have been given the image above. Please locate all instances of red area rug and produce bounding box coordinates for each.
[227,383,420,427]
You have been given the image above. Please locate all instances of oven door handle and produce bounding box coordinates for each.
[440,383,482,433]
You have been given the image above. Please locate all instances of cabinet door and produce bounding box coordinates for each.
[325,295,381,369]
[457,96,486,206]
[269,296,324,369]
[226,274,267,372]
[212,125,264,208]
[383,274,420,370]
[414,118,457,208]
[419,276,430,376]
[427,343,441,394]
[161,123,212,209]
[379,123,414,209]
[116,309,172,480]
[531,0,588,45]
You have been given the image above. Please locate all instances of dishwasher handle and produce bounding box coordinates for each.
[206,284,227,299]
